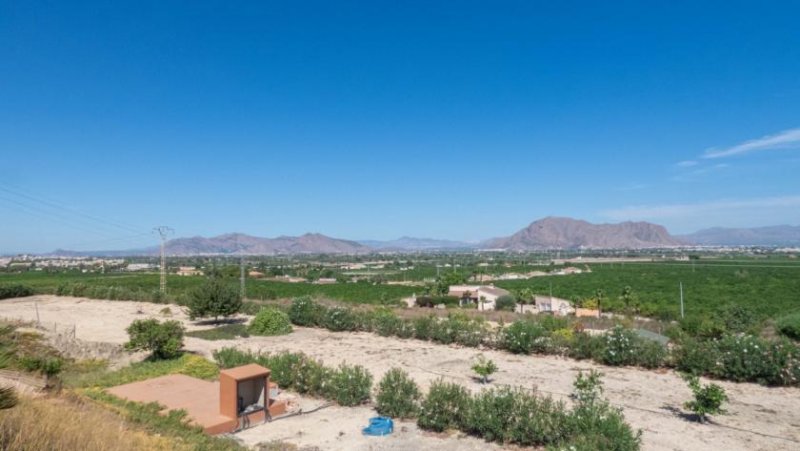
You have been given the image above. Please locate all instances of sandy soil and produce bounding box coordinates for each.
[2,296,799,451]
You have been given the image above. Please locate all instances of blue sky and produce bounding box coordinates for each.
[2,1,800,253]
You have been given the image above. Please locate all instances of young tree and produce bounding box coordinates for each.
[188,274,242,322]
[683,374,728,423]
[471,354,498,384]
[125,319,184,359]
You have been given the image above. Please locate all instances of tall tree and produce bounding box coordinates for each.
[188,274,242,322]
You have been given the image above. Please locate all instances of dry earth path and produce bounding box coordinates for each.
[1,296,798,451]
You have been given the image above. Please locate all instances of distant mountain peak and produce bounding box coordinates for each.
[486,217,684,250]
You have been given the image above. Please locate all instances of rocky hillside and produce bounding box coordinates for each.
[486,217,685,250]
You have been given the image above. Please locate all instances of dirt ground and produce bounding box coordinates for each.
[1,295,799,451]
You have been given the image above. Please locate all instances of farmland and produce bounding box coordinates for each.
[3,256,800,323]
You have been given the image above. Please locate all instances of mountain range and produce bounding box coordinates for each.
[48,218,800,256]
[357,237,474,250]
[678,225,800,247]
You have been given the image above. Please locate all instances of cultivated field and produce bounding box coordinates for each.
[0,295,798,451]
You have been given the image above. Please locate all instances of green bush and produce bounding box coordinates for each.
[673,337,716,375]
[327,363,372,406]
[777,312,800,340]
[288,296,322,326]
[187,276,242,322]
[415,295,460,308]
[375,368,421,419]
[124,319,185,360]
[211,348,375,406]
[417,379,471,432]
[18,356,63,376]
[0,284,34,300]
[682,373,728,423]
[635,339,668,369]
[567,332,604,360]
[471,354,497,384]
[566,370,642,451]
[412,315,437,341]
[494,295,516,312]
[599,326,638,366]
[674,334,800,386]
[431,313,487,347]
[373,309,402,337]
[321,307,359,332]
[502,320,548,354]
[212,347,256,369]
[249,309,293,336]
[465,386,570,446]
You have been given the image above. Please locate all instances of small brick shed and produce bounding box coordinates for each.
[109,363,287,435]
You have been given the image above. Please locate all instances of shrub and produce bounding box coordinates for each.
[321,307,359,332]
[413,315,436,341]
[415,295,460,308]
[568,332,604,360]
[211,348,375,406]
[567,370,642,451]
[777,312,800,340]
[373,309,402,337]
[0,284,34,300]
[18,355,63,376]
[599,326,638,366]
[635,339,668,369]
[718,304,758,334]
[187,276,242,322]
[711,334,796,385]
[465,386,570,446]
[249,309,293,336]
[417,379,471,432]
[213,347,256,369]
[178,354,220,379]
[494,295,516,312]
[327,363,372,406]
[539,315,570,332]
[471,354,498,384]
[376,368,421,418]
[673,337,716,375]
[288,296,322,326]
[682,374,728,423]
[502,320,548,354]
[431,313,487,347]
[124,319,184,360]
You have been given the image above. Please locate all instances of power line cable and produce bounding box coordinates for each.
[0,184,145,234]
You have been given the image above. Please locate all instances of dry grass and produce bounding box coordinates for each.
[0,393,185,451]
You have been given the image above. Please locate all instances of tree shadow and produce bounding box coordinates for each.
[661,404,713,424]
[193,317,247,326]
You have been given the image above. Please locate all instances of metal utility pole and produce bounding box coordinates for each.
[240,257,246,300]
[235,234,245,300]
[679,281,685,319]
[153,226,173,295]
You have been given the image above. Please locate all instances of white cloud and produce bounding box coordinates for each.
[703,127,800,159]
[602,195,800,221]
[676,160,698,167]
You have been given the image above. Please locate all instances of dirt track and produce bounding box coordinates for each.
[1,296,799,451]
